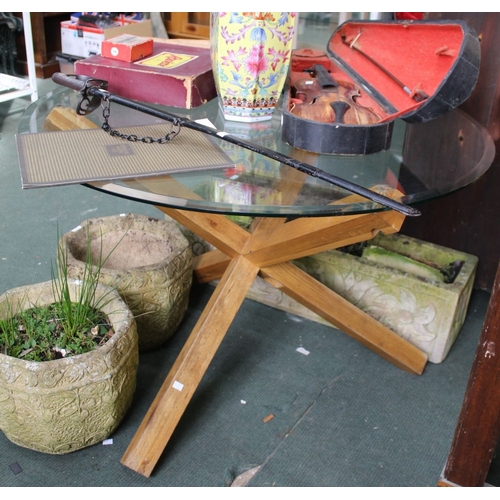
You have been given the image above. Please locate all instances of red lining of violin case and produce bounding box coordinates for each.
[281,19,480,154]
[331,21,466,116]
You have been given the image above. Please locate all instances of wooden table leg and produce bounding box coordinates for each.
[121,207,428,475]
[193,249,231,283]
[45,106,428,478]
[260,262,427,375]
[439,260,500,487]
[121,255,259,477]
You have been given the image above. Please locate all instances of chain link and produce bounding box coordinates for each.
[100,95,181,144]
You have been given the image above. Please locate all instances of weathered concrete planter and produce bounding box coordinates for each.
[289,234,478,363]
[62,214,193,351]
[179,224,478,364]
[0,280,138,454]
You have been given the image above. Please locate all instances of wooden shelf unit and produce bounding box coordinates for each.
[162,13,209,39]
[0,13,38,103]
[14,12,71,79]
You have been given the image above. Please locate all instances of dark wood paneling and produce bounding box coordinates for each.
[14,12,71,78]
[440,259,500,486]
[402,13,500,291]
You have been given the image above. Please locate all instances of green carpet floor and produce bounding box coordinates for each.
[0,281,490,486]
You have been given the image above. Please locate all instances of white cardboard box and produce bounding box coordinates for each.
[60,19,153,58]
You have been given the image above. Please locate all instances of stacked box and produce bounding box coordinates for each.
[101,34,153,62]
[61,15,152,58]
[75,40,216,109]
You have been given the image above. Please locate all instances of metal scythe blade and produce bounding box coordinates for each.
[51,72,421,217]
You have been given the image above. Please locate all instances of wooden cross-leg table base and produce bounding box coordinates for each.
[42,107,428,477]
[121,204,428,477]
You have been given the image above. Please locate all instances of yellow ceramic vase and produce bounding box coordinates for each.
[210,12,296,122]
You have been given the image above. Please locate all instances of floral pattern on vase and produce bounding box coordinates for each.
[210,12,296,122]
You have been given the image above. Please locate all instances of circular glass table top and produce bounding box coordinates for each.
[18,86,495,218]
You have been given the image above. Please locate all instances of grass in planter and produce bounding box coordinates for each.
[0,228,120,362]
[0,301,112,361]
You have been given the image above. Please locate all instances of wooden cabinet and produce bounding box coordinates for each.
[438,260,500,487]
[162,13,209,39]
[401,13,500,292]
[14,12,71,78]
[14,12,210,78]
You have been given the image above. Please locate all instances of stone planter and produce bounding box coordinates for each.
[61,214,193,351]
[179,225,478,364]
[291,234,478,363]
[251,234,477,363]
[0,280,138,454]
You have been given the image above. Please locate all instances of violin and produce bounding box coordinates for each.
[290,64,381,125]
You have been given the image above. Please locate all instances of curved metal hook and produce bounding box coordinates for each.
[74,77,109,116]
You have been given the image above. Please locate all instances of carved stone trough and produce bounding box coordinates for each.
[179,224,478,364]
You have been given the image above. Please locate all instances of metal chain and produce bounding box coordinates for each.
[100,95,181,144]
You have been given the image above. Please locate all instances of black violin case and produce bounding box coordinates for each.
[281,19,480,155]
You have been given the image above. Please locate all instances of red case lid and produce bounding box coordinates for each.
[326,19,480,123]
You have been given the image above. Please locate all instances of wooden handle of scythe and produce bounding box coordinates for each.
[51,72,96,92]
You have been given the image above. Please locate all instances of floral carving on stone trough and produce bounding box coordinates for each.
[179,223,477,364]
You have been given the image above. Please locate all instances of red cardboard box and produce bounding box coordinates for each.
[74,39,216,108]
[101,34,153,62]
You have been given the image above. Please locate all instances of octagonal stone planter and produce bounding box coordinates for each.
[61,214,193,351]
[0,280,138,454]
